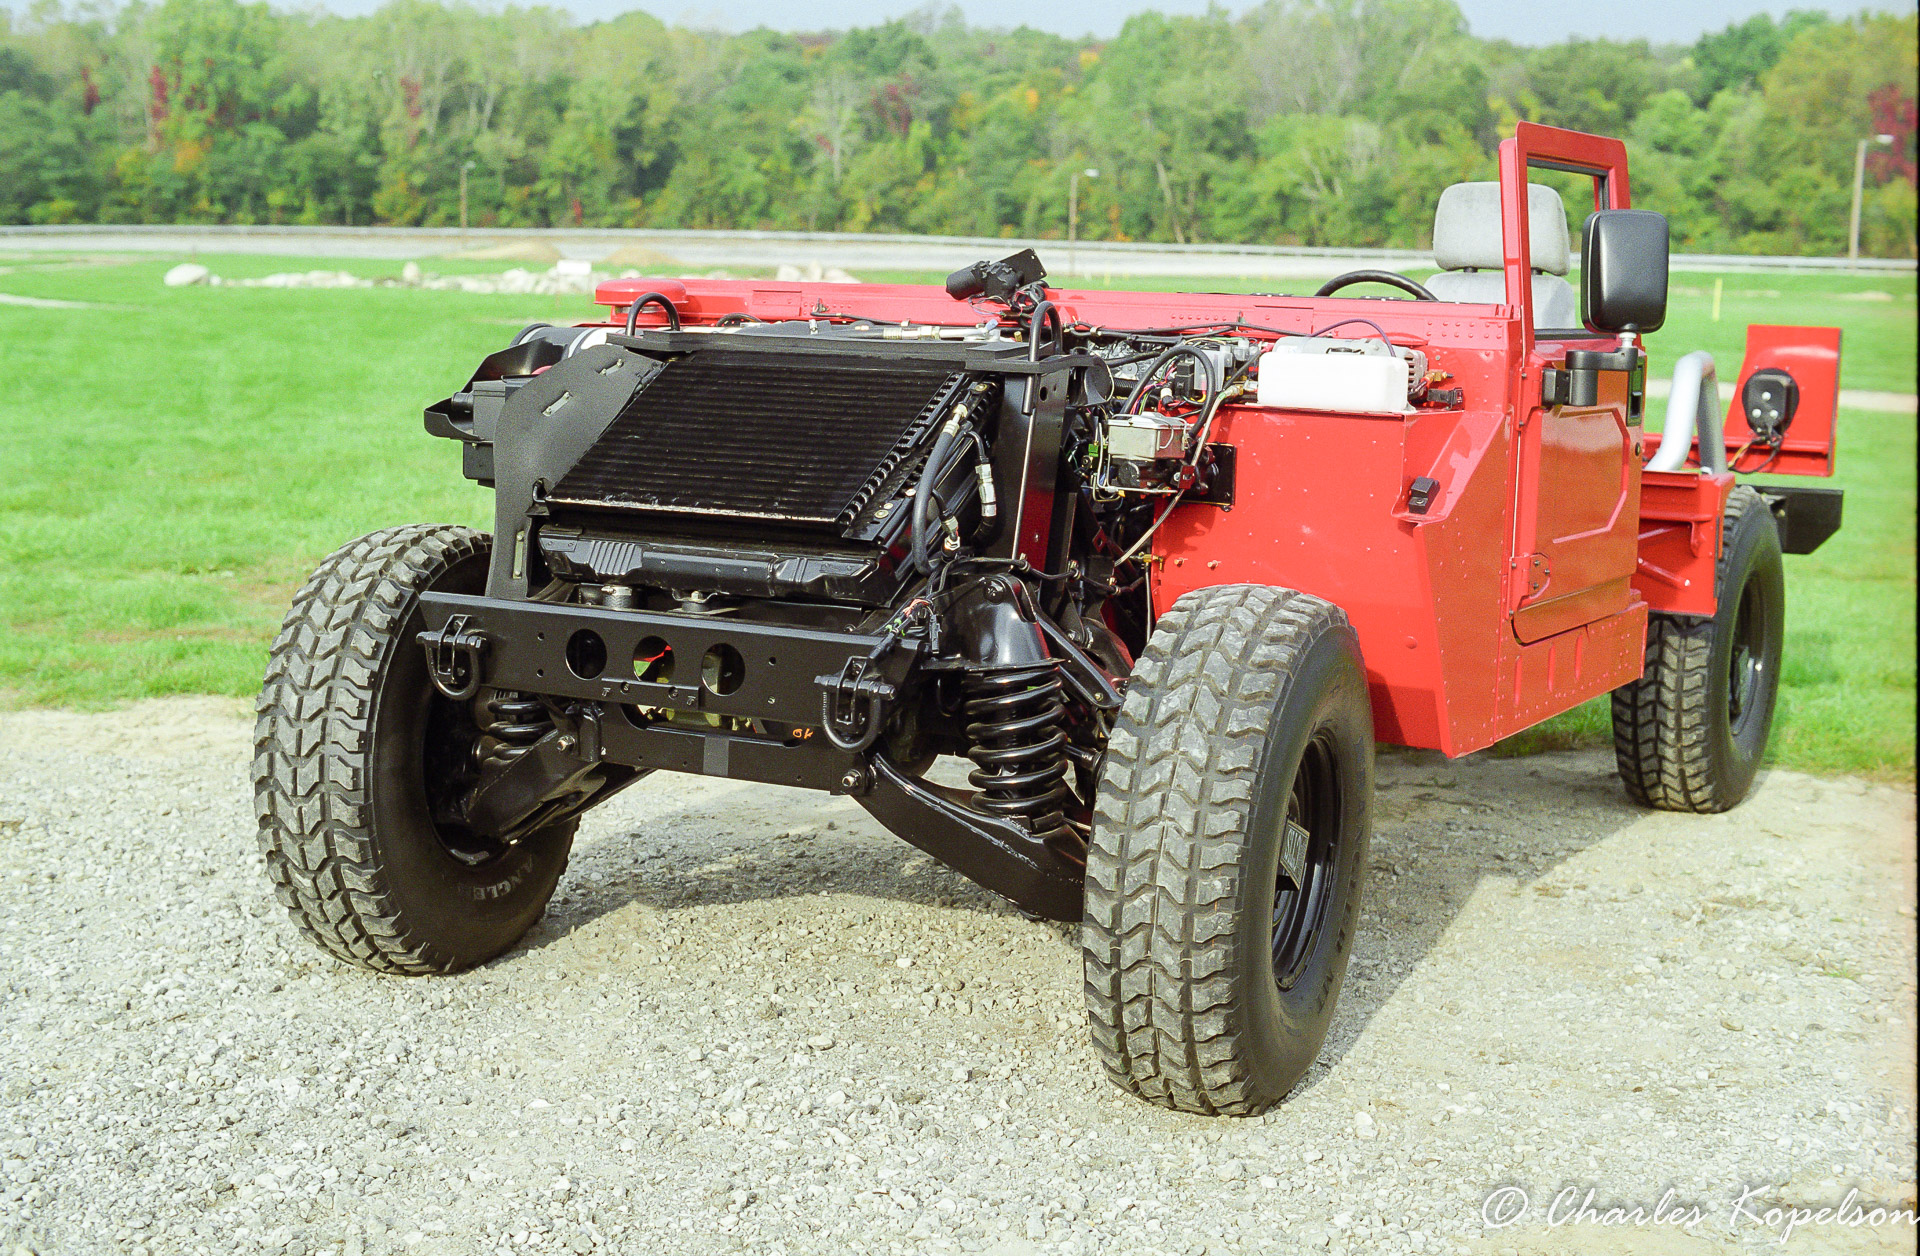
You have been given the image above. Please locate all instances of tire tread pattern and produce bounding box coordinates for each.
[253,524,493,974]
[1082,584,1353,1116]
[1611,485,1769,813]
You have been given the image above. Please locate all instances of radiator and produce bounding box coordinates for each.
[549,346,967,535]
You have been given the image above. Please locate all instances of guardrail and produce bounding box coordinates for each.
[3,223,1914,274]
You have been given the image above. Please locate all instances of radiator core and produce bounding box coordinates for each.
[549,347,965,533]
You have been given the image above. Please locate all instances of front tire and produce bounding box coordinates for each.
[1612,485,1785,812]
[253,525,576,974]
[1083,585,1374,1116]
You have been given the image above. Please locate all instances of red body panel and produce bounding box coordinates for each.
[1716,325,1843,477]
[587,123,1829,756]
[1632,471,1733,618]
[1513,335,1643,643]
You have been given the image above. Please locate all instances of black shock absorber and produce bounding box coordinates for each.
[963,661,1071,841]
[475,691,551,774]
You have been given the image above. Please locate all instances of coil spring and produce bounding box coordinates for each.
[475,692,551,774]
[964,662,1071,841]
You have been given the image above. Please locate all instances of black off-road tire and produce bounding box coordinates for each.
[1613,485,1785,813]
[253,525,575,974]
[1083,585,1374,1116]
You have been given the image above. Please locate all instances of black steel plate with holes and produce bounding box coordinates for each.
[416,592,917,725]
[1189,444,1236,507]
[1756,486,1843,555]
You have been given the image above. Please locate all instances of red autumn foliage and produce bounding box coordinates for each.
[1867,83,1916,184]
[148,64,169,121]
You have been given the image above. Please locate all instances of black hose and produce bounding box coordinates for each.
[910,420,965,575]
[623,291,680,335]
[1123,343,1217,414]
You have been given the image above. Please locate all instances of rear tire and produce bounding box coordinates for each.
[253,525,575,974]
[1612,485,1785,812]
[1083,585,1374,1116]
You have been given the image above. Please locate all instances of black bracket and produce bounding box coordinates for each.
[1756,485,1843,555]
[1544,347,1642,410]
[1407,476,1439,515]
[1188,443,1236,507]
[417,614,488,701]
[1540,366,1592,408]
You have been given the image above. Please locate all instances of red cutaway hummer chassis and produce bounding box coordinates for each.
[255,122,1841,1116]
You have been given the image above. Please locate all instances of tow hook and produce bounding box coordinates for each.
[816,646,901,754]
[417,614,488,700]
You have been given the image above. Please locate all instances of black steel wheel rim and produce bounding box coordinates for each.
[1271,731,1341,991]
[1726,576,1767,731]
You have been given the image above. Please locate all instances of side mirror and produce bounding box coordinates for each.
[1582,209,1669,334]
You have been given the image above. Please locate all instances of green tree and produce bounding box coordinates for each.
[1689,10,1828,103]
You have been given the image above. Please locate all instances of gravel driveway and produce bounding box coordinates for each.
[2,698,1913,1256]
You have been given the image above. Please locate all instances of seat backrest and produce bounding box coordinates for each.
[1425,270,1580,326]
[1432,181,1570,275]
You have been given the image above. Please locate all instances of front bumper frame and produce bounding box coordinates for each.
[415,592,1086,920]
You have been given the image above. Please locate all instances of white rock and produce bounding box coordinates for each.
[163,263,211,287]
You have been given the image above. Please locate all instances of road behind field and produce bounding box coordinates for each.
[8,224,1912,279]
[0,699,1913,1256]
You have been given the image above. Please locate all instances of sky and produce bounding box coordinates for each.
[259,0,1901,44]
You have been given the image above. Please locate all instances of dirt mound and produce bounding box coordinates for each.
[441,240,564,264]
[597,244,687,272]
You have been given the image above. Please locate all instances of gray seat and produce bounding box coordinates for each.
[1425,181,1580,329]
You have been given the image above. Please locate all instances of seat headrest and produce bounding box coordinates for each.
[1432,181,1570,276]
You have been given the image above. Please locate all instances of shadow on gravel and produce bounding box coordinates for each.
[518,745,1664,1079]
[521,769,1024,951]
[1298,745,1662,1095]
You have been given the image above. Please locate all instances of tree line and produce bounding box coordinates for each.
[2,0,1915,256]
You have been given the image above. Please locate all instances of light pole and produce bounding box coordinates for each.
[1848,134,1894,263]
[1068,167,1098,280]
[460,159,476,232]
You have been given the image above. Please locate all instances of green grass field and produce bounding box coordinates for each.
[1,251,1912,780]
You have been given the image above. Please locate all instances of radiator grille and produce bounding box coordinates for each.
[549,348,964,530]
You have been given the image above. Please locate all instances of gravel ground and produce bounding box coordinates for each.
[1,698,1914,1256]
